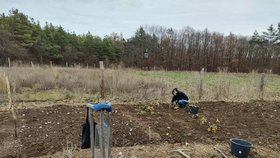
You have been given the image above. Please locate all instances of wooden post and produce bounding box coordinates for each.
[100,111,105,158]
[99,61,104,70]
[66,62,68,67]
[5,76,12,110]
[31,61,34,67]
[8,57,11,68]
[50,61,52,67]
[12,82,16,98]
[259,73,265,98]
[89,109,94,158]
[148,126,151,140]
[198,68,204,100]
[100,61,105,99]
[87,63,89,69]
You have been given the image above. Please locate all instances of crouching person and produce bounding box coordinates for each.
[171,88,189,108]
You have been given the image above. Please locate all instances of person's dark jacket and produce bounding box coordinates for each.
[171,91,189,103]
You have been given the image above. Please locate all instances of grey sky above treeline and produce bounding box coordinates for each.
[1,0,279,38]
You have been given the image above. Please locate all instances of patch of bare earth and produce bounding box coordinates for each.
[0,101,279,157]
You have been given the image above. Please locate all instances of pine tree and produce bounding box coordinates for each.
[8,9,35,48]
[262,24,278,45]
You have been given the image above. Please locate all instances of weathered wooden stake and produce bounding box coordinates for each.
[148,126,151,140]
[50,61,53,67]
[8,57,11,68]
[198,68,204,100]
[259,73,265,98]
[100,61,105,99]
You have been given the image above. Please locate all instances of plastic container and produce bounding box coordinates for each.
[189,106,199,114]
[230,138,253,158]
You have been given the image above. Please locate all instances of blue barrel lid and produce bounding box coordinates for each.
[87,102,112,112]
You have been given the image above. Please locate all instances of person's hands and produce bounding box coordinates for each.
[169,102,174,108]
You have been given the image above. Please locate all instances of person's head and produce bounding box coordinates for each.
[172,88,178,95]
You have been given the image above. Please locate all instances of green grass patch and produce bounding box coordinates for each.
[15,89,67,101]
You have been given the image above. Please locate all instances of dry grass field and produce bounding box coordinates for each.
[0,66,279,105]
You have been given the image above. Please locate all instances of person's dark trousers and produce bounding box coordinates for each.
[178,99,189,108]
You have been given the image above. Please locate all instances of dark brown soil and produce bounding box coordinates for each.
[0,101,280,157]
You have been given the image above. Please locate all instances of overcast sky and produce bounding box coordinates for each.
[0,0,280,38]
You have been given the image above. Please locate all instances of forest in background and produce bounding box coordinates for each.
[0,9,280,73]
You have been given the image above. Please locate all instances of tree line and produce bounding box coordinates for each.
[0,9,280,73]
[124,25,280,73]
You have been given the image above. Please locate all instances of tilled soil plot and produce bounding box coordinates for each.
[0,101,279,157]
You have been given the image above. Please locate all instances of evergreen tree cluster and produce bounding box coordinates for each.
[0,9,124,66]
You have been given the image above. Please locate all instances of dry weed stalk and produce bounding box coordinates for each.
[4,73,18,138]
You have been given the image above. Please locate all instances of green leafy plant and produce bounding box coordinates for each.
[137,105,159,116]
[199,115,220,134]
[138,110,148,116]
[207,124,218,133]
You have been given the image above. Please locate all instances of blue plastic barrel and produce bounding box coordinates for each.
[230,138,253,158]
